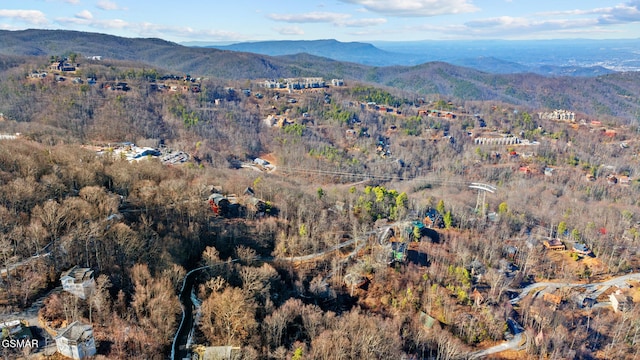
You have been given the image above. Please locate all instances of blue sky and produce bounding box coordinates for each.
[2,1,640,43]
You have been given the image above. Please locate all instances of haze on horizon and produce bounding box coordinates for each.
[1,0,640,44]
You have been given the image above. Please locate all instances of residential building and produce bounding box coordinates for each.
[29,72,48,78]
[543,292,562,306]
[263,79,285,89]
[474,137,521,146]
[543,239,565,251]
[283,77,325,89]
[55,321,97,359]
[619,175,631,185]
[0,133,19,140]
[610,290,631,313]
[418,311,438,329]
[331,78,345,86]
[0,320,32,340]
[193,345,241,360]
[49,60,76,72]
[572,243,591,256]
[538,109,576,121]
[390,242,408,264]
[61,266,95,300]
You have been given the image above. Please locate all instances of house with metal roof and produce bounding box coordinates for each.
[60,266,96,300]
[55,321,96,359]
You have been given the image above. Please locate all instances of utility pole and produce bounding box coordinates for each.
[469,183,496,217]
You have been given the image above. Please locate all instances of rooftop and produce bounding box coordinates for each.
[56,321,93,342]
[61,266,94,282]
[573,243,589,252]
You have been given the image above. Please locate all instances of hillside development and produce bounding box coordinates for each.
[0,43,639,360]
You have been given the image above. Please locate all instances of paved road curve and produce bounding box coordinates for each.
[469,272,640,358]
[171,225,390,360]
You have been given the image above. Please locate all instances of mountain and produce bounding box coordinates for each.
[203,39,621,76]
[2,29,640,120]
[449,56,615,77]
[205,39,412,66]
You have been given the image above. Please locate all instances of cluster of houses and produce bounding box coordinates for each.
[30,70,202,94]
[53,266,98,359]
[150,81,201,93]
[538,109,622,138]
[91,143,189,165]
[54,262,260,359]
[417,109,456,119]
[0,262,98,358]
[584,172,632,185]
[361,102,402,115]
[542,238,593,256]
[30,59,205,95]
[263,114,293,128]
[527,276,637,318]
[4,266,100,359]
[605,173,632,185]
[49,60,78,73]
[208,186,272,218]
[29,70,98,85]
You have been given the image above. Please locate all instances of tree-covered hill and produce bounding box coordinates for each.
[2,32,640,359]
[208,39,404,66]
[2,29,640,121]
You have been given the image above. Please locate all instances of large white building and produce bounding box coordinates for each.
[60,266,96,300]
[55,321,97,359]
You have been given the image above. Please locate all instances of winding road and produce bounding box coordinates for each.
[170,225,387,360]
[0,252,51,277]
[469,272,640,358]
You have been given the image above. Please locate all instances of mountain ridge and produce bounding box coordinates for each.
[206,39,406,66]
[200,38,619,76]
[2,29,640,121]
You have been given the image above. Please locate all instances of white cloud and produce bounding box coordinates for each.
[268,12,351,23]
[75,10,93,20]
[135,24,246,41]
[273,26,305,35]
[408,1,640,39]
[0,23,21,30]
[97,0,124,11]
[536,1,640,25]
[0,9,48,25]
[267,11,386,27]
[342,18,387,27]
[339,0,479,17]
[599,1,640,24]
[56,16,246,41]
[45,0,81,3]
[421,15,601,38]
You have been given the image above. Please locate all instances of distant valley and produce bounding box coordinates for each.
[204,38,640,76]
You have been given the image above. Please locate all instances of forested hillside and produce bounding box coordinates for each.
[0,40,640,360]
[2,30,640,122]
